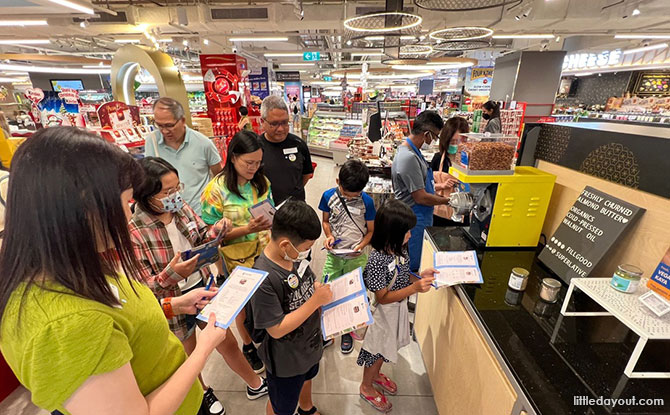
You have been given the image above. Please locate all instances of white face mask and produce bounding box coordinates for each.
[284,240,311,263]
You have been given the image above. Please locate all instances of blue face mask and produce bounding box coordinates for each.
[157,191,184,213]
[447,144,459,155]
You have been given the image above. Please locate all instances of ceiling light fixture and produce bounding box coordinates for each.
[0,39,51,45]
[158,38,172,43]
[346,40,352,45]
[280,63,315,66]
[183,39,189,46]
[492,34,555,39]
[48,0,94,15]
[344,11,422,33]
[79,20,88,28]
[430,27,493,41]
[82,64,111,68]
[264,52,304,57]
[0,63,110,74]
[364,35,416,41]
[574,72,594,77]
[632,8,641,16]
[229,37,289,42]
[614,33,670,39]
[0,20,48,26]
[203,39,210,45]
[0,77,27,83]
[114,39,140,44]
[351,52,385,57]
[622,43,668,55]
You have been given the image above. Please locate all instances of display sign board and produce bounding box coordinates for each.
[634,73,670,96]
[562,50,622,71]
[303,52,321,61]
[323,75,333,81]
[276,71,301,82]
[464,66,493,97]
[538,186,644,283]
[249,67,270,100]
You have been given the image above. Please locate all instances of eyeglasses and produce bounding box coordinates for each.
[241,159,263,170]
[154,120,181,130]
[425,130,439,141]
[263,119,290,128]
[160,182,184,197]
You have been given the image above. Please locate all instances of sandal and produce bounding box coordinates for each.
[360,391,392,413]
[373,373,398,396]
[296,406,318,415]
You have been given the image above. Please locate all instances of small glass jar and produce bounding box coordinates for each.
[610,264,643,294]
[505,287,524,307]
[540,278,562,303]
[508,267,529,291]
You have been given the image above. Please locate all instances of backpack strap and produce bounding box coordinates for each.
[335,189,366,238]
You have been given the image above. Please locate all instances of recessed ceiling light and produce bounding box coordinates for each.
[0,39,51,45]
[351,52,385,57]
[229,37,289,42]
[280,63,315,67]
[632,8,641,16]
[158,38,172,43]
[48,0,94,15]
[114,39,140,44]
[203,39,210,45]
[0,63,110,74]
[264,52,304,57]
[0,20,48,26]
[492,34,554,39]
[614,33,670,39]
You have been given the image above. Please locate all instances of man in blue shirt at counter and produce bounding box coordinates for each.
[144,97,223,216]
[391,111,450,271]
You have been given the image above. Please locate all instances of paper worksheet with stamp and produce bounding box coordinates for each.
[197,266,268,329]
[321,267,373,340]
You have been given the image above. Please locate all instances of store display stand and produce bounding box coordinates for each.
[551,278,670,379]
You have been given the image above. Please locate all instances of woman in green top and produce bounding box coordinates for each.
[200,129,273,374]
[238,106,253,131]
[0,127,228,415]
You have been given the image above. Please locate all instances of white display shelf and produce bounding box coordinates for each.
[555,278,670,379]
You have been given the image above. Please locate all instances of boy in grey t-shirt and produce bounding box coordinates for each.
[251,201,333,415]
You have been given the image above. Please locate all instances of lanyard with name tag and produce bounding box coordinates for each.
[283,147,298,155]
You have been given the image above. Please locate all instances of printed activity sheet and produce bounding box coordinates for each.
[197,266,268,329]
[321,267,374,340]
[433,250,483,287]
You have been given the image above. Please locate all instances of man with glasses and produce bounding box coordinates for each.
[391,110,449,271]
[145,97,223,216]
[259,95,313,205]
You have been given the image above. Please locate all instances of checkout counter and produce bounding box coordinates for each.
[415,226,670,415]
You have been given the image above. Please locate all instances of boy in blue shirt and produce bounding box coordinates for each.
[318,159,376,354]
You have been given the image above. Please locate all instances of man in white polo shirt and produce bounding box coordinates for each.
[144,97,223,215]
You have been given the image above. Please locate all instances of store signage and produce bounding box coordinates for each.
[562,49,622,70]
[303,52,321,61]
[276,71,301,82]
[58,88,80,105]
[323,76,333,81]
[538,186,644,283]
[249,67,270,100]
[24,88,44,104]
[464,66,493,97]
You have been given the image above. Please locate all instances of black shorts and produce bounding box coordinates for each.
[266,363,319,415]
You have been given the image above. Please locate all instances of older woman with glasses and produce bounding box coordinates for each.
[129,157,269,415]
[200,129,274,374]
[258,95,313,205]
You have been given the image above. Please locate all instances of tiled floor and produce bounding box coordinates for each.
[0,155,438,415]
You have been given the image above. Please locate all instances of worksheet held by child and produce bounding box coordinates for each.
[321,267,374,340]
[433,250,484,287]
[249,199,276,225]
[197,266,268,329]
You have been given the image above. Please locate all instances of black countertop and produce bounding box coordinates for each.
[426,227,670,415]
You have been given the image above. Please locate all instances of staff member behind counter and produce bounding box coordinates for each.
[391,111,451,272]
[259,96,313,205]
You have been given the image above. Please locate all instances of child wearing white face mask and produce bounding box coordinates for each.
[249,200,333,415]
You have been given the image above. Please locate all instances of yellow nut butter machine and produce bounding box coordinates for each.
[447,166,556,248]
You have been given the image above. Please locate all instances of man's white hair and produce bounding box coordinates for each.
[261,95,289,119]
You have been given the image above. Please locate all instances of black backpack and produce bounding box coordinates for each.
[293,104,299,115]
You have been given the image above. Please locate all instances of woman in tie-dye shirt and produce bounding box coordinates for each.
[200,130,273,373]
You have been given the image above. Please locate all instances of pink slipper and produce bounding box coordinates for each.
[373,373,398,395]
[360,391,392,413]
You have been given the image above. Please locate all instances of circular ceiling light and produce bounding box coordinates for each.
[349,32,421,49]
[429,27,493,41]
[399,44,434,55]
[414,0,521,12]
[432,40,491,51]
[382,57,429,65]
[344,12,423,33]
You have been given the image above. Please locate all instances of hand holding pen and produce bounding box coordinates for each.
[322,237,342,250]
[409,268,438,290]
